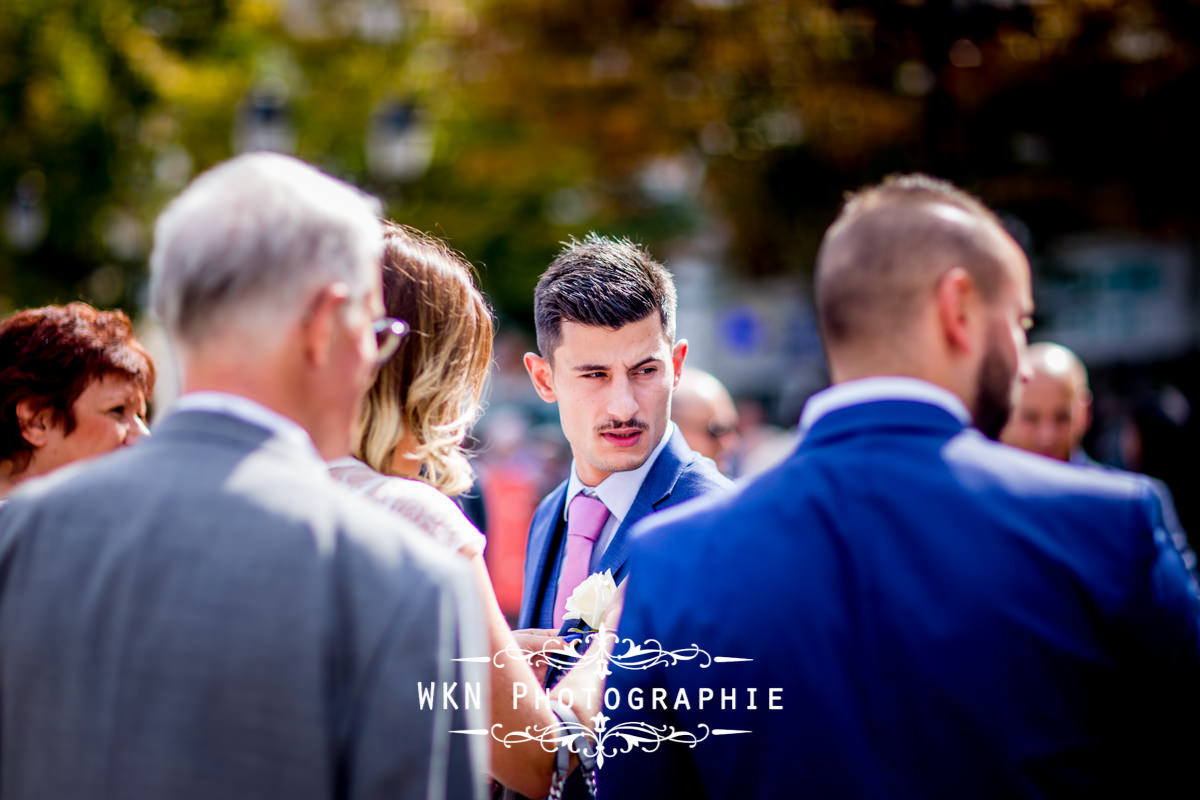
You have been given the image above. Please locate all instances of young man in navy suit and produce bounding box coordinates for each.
[516,235,732,635]
[603,176,1200,798]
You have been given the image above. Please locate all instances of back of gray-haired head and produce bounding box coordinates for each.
[149,152,383,347]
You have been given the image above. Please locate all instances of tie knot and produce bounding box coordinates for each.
[567,493,609,543]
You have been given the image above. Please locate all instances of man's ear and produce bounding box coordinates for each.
[302,283,352,368]
[16,400,56,447]
[671,339,689,388]
[934,266,981,355]
[1075,389,1094,442]
[523,352,557,403]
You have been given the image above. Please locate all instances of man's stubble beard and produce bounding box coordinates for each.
[973,328,1017,441]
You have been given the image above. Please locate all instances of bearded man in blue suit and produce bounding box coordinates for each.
[516,235,732,636]
[602,175,1200,798]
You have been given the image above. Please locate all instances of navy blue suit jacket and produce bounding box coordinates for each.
[603,399,1200,798]
[517,427,732,630]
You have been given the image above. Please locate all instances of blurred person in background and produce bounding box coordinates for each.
[0,153,485,799]
[329,222,613,798]
[1002,342,1195,568]
[1000,342,1091,463]
[671,366,739,476]
[0,302,153,502]
[727,393,798,479]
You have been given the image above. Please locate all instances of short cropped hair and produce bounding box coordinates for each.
[533,234,676,360]
[0,302,156,474]
[355,223,494,496]
[149,152,383,347]
[816,174,1010,348]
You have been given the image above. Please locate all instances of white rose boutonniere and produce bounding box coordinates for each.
[563,569,618,630]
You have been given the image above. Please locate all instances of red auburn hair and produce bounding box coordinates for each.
[0,302,156,475]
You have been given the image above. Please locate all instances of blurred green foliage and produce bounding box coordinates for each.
[1,0,1197,327]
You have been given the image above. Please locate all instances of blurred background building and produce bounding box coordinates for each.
[3,0,1198,611]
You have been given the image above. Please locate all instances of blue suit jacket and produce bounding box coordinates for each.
[603,399,1200,799]
[517,427,732,629]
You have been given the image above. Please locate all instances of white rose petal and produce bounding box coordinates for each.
[564,569,617,629]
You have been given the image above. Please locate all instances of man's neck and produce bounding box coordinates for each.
[0,469,19,500]
[829,358,972,417]
[564,423,675,523]
[179,357,333,457]
[0,456,48,499]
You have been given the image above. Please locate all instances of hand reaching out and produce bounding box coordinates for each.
[511,627,565,684]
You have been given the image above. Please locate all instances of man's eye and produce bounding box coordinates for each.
[109,406,126,416]
[636,367,657,375]
[583,372,605,379]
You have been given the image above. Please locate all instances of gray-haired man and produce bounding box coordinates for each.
[0,153,487,799]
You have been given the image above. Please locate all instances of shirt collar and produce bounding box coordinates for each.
[170,391,323,463]
[798,377,971,435]
[563,422,677,524]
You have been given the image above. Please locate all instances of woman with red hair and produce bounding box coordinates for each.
[0,302,155,501]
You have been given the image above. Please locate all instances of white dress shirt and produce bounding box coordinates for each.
[563,422,677,571]
[798,376,971,436]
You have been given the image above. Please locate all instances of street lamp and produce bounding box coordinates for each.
[233,88,297,154]
[366,100,434,182]
[3,172,48,253]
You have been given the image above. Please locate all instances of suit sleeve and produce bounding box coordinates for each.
[346,558,489,800]
[1143,477,1197,578]
[1124,482,1200,658]
[1100,484,1200,786]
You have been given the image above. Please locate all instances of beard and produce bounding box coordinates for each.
[973,328,1017,440]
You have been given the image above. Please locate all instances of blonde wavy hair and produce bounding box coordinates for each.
[354,222,494,496]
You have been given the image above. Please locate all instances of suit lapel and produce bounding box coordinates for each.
[519,480,568,628]
[594,429,694,581]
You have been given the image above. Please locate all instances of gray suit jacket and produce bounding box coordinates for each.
[0,410,487,799]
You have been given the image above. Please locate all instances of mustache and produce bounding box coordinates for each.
[596,418,649,434]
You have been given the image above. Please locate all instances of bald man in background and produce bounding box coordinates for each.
[1003,341,1196,569]
[1001,342,1093,463]
[670,367,740,475]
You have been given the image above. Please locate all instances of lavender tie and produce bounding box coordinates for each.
[554,493,610,627]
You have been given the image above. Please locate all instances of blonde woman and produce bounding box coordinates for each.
[329,221,493,555]
[329,222,610,797]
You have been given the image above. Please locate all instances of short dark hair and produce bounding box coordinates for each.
[815,173,1011,348]
[533,234,677,360]
[0,302,156,475]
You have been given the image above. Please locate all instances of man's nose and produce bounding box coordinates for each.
[1034,422,1058,445]
[606,375,639,420]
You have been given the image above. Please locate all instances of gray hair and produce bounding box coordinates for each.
[149,152,383,347]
